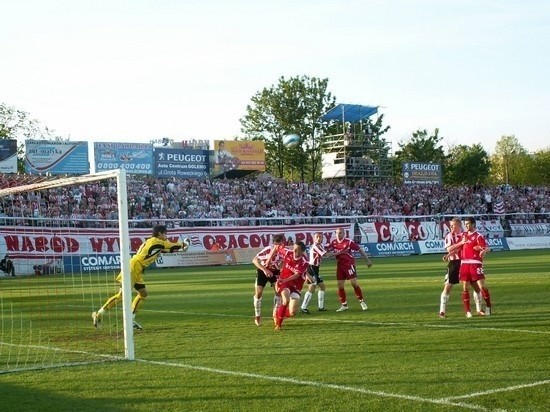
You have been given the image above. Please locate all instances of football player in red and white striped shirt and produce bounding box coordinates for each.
[252,234,285,326]
[300,232,329,313]
[459,217,492,317]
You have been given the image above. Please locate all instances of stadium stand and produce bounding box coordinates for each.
[1,174,549,227]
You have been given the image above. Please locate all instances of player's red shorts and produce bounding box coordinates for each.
[336,264,357,281]
[275,280,300,296]
[459,263,485,283]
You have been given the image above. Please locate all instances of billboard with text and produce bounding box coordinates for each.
[212,140,265,175]
[154,148,209,178]
[0,139,18,174]
[25,140,90,175]
[94,142,154,175]
[402,162,441,185]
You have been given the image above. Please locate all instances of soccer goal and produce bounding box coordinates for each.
[0,169,135,374]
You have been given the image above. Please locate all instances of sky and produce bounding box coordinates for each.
[2,0,549,154]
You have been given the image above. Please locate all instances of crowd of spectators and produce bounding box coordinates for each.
[0,174,549,228]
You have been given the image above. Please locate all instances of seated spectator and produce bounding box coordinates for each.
[0,254,15,277]
[33,262,60,276]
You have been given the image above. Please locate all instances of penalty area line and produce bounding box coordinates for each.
[135,358,501,411]
[442,379,550,401]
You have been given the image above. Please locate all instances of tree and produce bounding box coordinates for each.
[0,103,64,141]
[444,144,491,185]
[490,135,527,185]
[524,149,550,185]
[1,102,67,173]
[393,128,447,179]
[240,76,336,181]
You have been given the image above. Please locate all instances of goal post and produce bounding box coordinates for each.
[0,169,134,373]
[115,169,134,361]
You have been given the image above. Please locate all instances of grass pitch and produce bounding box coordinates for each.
[1,249,549,411]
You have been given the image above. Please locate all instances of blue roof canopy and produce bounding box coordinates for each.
[321,104,378,123]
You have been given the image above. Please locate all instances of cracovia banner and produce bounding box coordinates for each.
[0,223,352,258]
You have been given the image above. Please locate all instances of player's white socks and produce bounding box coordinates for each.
[254,296,262,317]
[318,290,325,309]
[301,291,313,310]
[474,292,482,312]
[440,292,449,313]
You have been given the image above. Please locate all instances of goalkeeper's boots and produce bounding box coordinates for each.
[133,320,143,330]
[92,312,101,329]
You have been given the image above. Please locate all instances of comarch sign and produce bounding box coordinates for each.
[63,254,123,272]
[487,238,509,251]
[364,242,419,257]
[418,239,446,254]
[417,238,509,255]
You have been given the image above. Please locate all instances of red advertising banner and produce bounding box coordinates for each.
[359,221,440,242]
[359,219,504,243]
[0,223,352,258]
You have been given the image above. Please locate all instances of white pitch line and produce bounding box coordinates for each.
[0,360,116,375]
[135,358,503,412]
[308,318,550,335]
[442,379,550,401]
[424,323,550,335]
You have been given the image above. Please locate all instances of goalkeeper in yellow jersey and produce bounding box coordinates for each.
[92,225,189,330]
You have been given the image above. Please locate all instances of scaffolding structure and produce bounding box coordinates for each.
[320,104,392,182]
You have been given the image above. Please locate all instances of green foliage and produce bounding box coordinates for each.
[395,128,447,162]
[336,115,392,159]
[444,143,491,185]
[0,102,65,142]
[1,102,68,173]
[527,149,550,185]
[393,128,447,180]
[367,115,393,173]
[240,75,336,181]
[367,113,391,144]
[1,250,549,411]
[490,135,527,185]
[497,142,550,186]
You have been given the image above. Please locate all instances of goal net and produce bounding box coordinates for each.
[0,169,134,374]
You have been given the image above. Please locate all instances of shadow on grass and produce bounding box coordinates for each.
[0,381,127,412]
